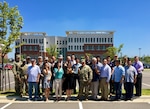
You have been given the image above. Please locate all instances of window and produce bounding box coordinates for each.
[68,46,70,50]
[88,38,90,42]
[34,39,36,43]
[91,38,92,43]
[28,39,30,43]
[93,38,95,43]
[108,38,110,42]
[41,39,44,44]
[60,41,61,45]
[63,41,64,44]
[97,38,99,42]
[77,46,79,50]
[22,39,24,42]
[86,38,87,43]
[68,38,70,42]
[46,42,48,44]
[34,46,38,51]
[71,46,73,50]
[105,38,107,43]
[74,46,76,50]
[23,46,26,51]
[29,46,32,51]
[99,38,101,43]
[71,38,73,42]
[82,38,84,43]
[82,46,84,50]
[80,38,82,43]
[25,39,27,43]
[31,39,33,43]
[74,38,76,43]
[111,38,113,42]
[80,46,81,50]
[57,40,58,44]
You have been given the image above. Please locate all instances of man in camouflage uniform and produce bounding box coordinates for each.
[77,59,93,100]
[12,55,22,95]
[20,59,28,96]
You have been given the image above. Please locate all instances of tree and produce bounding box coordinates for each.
[46,44,59,57]
[105,46,117,59]
[105,44,124,59]
[0,1,23,73]
[117,44,124,57]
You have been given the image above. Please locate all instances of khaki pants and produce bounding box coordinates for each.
[91,81,99,99]
[100,77,108,99]
[54,79,62,97]
[78,81,90,98]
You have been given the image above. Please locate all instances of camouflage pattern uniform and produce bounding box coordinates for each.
[12,55,22,95]
[20,59,28,96]
[78,64,93,100]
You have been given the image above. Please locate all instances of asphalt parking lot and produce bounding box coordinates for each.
[0,101,150,109]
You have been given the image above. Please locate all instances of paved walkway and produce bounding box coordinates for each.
[0,95,150,103]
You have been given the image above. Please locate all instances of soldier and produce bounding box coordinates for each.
[20,59,28,97]
[12,55,22,95]
[77,59,93,101]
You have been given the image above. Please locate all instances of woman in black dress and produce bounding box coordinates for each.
[64,62,74,101]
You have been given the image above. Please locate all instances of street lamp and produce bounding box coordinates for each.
[139,48,141,59]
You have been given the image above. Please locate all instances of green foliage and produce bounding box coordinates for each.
[105,44,124,59]
[0,1,23,57]
[46,44,59,57]
[105,47,117,59]
[143,56,150,64]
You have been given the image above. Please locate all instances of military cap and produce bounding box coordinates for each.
[31,58,36,62]
[26,56,31,59]
[16,55,20,58]
[44,57,49,60]
[38,56,43,59]
[81,59,85,63]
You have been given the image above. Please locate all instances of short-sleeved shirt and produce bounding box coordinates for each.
[27,65,41,82]
[124,65,137,83]
[112,65,125,82]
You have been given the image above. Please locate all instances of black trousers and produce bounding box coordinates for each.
[135,73,142,96]
[125,82,134,99]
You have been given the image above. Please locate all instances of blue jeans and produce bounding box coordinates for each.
[114,82,122,99]
[28,82,38,99]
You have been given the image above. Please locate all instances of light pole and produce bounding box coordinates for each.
[139,48,141,59]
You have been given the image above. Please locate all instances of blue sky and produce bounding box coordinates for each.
[1,0,150,58]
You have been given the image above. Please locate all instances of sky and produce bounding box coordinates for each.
[1,0,150,58]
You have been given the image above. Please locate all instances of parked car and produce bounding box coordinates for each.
[4,63,13,70]
[143,63,150,69]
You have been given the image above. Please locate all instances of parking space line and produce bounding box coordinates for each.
[0,102,12,109]
[142,83,150,87]
[79,101,83,109]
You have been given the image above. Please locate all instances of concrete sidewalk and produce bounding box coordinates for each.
[0,95,150,103]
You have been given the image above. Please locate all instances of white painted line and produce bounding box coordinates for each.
[142,83,150,87]
[79,101,83,109]
[0,102,12,109]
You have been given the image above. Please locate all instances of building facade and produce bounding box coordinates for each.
[66,31,114,58]
[15,32,67,60]
[15,31,114,60]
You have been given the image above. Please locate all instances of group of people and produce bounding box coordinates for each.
[12,54,143,101]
